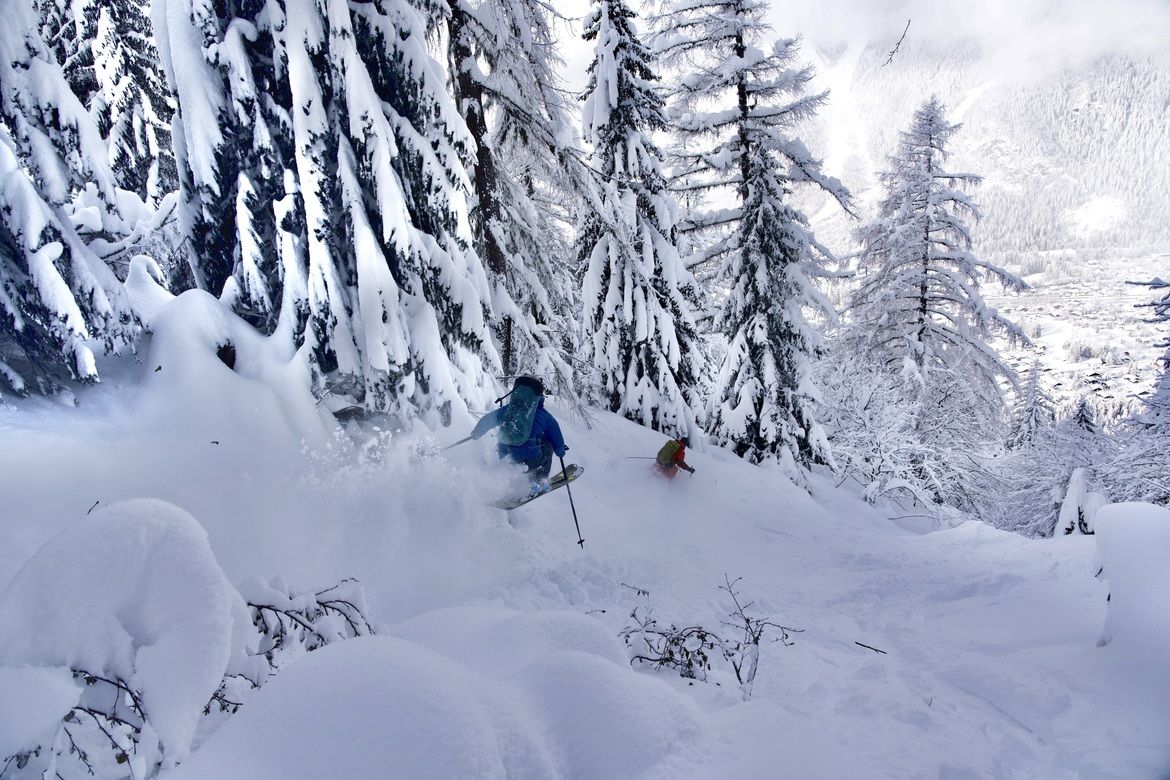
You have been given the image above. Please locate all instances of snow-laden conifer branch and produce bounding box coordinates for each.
[1,1,138,395]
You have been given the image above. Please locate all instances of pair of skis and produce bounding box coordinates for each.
[489,464,584,511]
[442,435,585,546]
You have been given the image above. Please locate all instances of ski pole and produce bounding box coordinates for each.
[441,436,473,452]
[558,454,585,548]
[626,456,657,460]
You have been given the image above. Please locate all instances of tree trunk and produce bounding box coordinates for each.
[916,133,934,368]
[448,2,513,374]
[734,29,751,211]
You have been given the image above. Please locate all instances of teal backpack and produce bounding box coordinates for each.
[497,376,543,446]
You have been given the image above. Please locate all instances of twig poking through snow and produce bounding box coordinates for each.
[621,582,651,597]
[883,20,911,67]
[855,641,887,654]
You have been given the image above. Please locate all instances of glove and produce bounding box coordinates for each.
[685,465,696,474]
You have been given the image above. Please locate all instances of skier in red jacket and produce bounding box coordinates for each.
[655,436,695,479]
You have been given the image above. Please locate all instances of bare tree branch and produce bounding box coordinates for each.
[883,20,911,67]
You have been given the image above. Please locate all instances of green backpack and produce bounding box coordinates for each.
[656,439,681,466]
[498,376,543,446]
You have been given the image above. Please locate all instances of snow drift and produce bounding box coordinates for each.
[166,610,700,780]
[0,498,253,766]
[139,289,329,448]
[1094,502,1170,651]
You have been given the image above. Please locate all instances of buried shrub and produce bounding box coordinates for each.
[619,576,800,700]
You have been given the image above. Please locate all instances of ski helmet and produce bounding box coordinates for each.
[513,375,544,396]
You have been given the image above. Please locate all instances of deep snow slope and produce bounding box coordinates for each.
[1,360,1167,777]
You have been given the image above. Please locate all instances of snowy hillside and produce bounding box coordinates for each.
[1,329,1167,778]
[798,43,1170,252]
[3,0,1168,777]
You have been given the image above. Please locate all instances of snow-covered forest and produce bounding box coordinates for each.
[1,0,1168,776]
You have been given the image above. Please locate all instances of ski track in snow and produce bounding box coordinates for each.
[0,371,1167,779]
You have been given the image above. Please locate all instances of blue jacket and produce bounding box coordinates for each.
[471,399,566,463]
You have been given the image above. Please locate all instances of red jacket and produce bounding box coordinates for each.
[656,439,690,469]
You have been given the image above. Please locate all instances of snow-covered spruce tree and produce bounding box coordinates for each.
[90,0,177,204]
[0,0,137,395]
[843,97,1025,505]
[1007,360,1055,449]
[445,0,581,390]
[576,0,701,434]
[652,2,851,465]
[851,97,1025,393]
[159,0,497,422]
[1070,396,1099,434]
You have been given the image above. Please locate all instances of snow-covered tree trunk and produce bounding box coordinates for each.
[448,1,510,368]
[444,0,588,399]
[577,0,701,434]
[1,0,138,395]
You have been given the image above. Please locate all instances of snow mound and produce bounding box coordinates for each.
[396,607,701,776]
[166,620,700,780]
[142,290,329,447]
[0,666,80,758]
[394,606,628,676]
[1094,502,1170,652]
[0,498,253,765]
[165,636,543,779]
[124,254,176,328]
[518,650,702,778]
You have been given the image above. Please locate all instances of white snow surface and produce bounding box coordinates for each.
[1,303,1167,777]
[0,498,252,766]
[167,628,699,780]
[0,666,80,758]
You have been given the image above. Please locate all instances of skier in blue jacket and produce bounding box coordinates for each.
[470,377,567,493]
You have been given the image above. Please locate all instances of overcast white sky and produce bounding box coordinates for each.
[557,0,1170,91]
